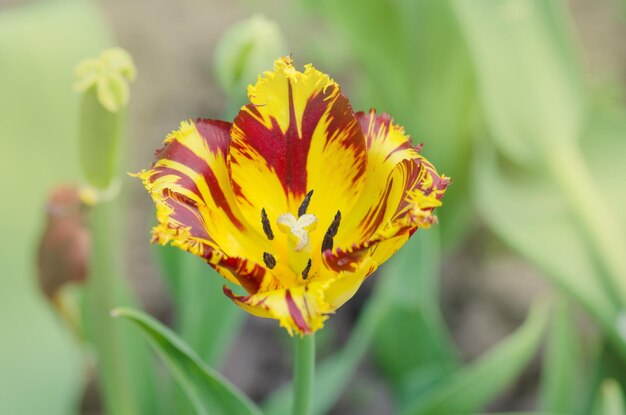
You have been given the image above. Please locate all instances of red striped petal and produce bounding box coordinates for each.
[223,281,332,335]
[135,119,272,293]
[327,110,449,273]
[229,57,367,236]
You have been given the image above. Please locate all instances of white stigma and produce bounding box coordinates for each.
[277,213,317,252]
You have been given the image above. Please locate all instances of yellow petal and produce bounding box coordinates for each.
[326,110,448,275]
[224,280,332,335]
[230,57,367,243]
[321,257,378,309]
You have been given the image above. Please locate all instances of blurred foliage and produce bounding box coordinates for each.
[592,379,626,415]
[401,301,548,415]
[539,299,583,413]
[0,1,110,413]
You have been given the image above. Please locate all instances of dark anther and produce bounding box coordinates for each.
[302,258,312,279]
[321,210,341,253]
[263,252,276,269]
[261,208,274,240]
[298,190,314,217]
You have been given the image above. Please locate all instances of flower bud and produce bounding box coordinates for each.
[37,185,91,301]
[214,15,287,102]
[75,47,136,190]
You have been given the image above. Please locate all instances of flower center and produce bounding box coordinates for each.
[258,190,342,282]
[276,212,318,252]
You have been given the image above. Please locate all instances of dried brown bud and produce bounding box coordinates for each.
[37,185,91,300]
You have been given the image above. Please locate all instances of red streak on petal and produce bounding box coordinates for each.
[286,290,310,334]
[233,81,364,200]
[223,285,248,301]
[194,119,232,153]
[323,242,370,273]
[220,256,266,294]
[158,139,244,231]
[149,167,203,201]
[360,177,394,239]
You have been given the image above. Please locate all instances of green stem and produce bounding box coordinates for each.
[293,334,315,415]
[547,144,626,307]
[84,200,136,415]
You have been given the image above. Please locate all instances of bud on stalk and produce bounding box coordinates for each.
[74,48,136,192]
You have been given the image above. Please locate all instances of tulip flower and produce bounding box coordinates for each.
[135,57,448,335]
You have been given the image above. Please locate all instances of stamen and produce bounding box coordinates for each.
[261,208,274,240]
[298,190,314,217]
[302,259,312,279]
[263,252,276,269]
[321,210,341,253]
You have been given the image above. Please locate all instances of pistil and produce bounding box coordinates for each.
[277,213,317,252]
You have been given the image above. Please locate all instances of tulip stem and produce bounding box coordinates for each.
[293,333,315,415]
[84,201,136,415]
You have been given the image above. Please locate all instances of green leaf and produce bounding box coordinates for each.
[471,101,626,358]
[540,299,583,413]
[472,143,615,315]
[112,307,262,415]
[584,341,626,414]
[452,0,585,165]
[401,300,549,415]
[455,0,626,308]
[155,246,244,368]
[581,102,626,238]
[373,230,459,384]
[395,363,456,410]
[593,379,626,415]
[394,0,477,250]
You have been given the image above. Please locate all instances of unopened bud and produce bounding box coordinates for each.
[75,47,136,190]
[37,185,91,300]
[214,15,287,104]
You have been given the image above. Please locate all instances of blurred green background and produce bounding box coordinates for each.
[2,0,626,414]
